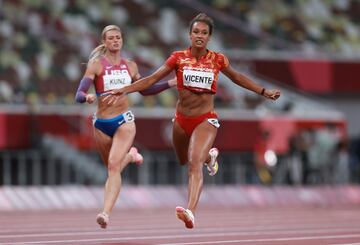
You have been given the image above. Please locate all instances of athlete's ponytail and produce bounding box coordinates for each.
[89,44,106,62]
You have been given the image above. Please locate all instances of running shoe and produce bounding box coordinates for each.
[205,148,219,176]
[96,212,109,229]
[175,206,195,229]
[129,147,143,165]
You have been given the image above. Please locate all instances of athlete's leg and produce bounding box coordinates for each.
[93,128,113,229]
[102,122,136,216]
[173,120,196,228]
[172,120,190,165]
[187,121,217,214]
[94,122,138,229]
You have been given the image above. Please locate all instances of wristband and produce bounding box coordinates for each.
[75,77,93,103]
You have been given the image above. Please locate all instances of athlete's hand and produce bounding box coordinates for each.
[167,77,177,87]
[110,88,126,96]
[263,89,281,100]
[103,89,126,105]
[86,94,96,104]
[103,94,118,105]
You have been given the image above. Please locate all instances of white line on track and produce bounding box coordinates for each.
[330,242,360,245]
[0,226,360,239]
[1,219,360,235]
[1,229,360,244]
[330,243,360,245]
[158,235,360,245]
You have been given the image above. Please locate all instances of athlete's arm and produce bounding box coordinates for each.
[75,60,99,104]
[139,77,177,96]
[112,64,173,95]
[126,60,175,96]
[221,65,281,100]
[75,77,93,103]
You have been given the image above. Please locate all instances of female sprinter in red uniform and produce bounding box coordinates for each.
[106,14,281,229]
[75,25,175,229]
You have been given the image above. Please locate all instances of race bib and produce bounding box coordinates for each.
[123,111,135,122]
[183,67,214,90]
[103,70,131,91]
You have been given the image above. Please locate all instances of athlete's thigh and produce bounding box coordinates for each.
[109,122,136,168]
[93,127,112,166]
[188,121,217,164]
[172,120,190,165]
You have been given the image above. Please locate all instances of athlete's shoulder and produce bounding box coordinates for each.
[88,55,106,68]
[171,49,189,57]
[166,49,188,66]
[122,58,139,78]
[87,57,103,72]
[208,50,229,68]
[88,56,101,65]
[209,49,227,58]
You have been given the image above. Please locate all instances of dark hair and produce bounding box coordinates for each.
[189,13,214,35]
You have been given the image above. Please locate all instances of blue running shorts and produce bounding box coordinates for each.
[93,111,135,137]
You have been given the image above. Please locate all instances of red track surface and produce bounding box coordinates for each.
[1,206,360,244]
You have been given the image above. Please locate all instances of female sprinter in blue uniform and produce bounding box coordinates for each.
[75,25,175,229]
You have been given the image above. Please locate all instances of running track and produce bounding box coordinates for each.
[1,206,360,244]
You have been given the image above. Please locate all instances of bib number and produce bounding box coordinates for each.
[124,111,135,122]
[103,70,131,91]
[183,67,214,90]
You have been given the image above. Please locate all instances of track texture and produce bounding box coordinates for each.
[1,206,360,244]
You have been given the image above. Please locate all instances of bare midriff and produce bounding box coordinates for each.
[176,89,214,116]
[96,95,129,118]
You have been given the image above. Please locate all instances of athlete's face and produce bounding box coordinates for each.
[190,21,211,49]
[104,30,123,52]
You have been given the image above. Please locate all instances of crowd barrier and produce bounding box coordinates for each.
[0,107,346,155]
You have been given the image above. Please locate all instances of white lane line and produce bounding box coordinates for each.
[1,230,360,244]
[330,243,360,245]
[1,219,360,235]
[0,226,360,239]
[158,234,360,245]
[2,234,360,245]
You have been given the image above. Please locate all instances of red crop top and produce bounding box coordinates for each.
[165,48,229,94]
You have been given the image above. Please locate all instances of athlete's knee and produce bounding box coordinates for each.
[107,158,122,173]
[188,155,205,167]
[188,160,203,174]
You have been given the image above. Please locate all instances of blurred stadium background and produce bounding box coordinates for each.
[1,0,360,210]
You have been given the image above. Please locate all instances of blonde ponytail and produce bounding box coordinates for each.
[89,44,106,62]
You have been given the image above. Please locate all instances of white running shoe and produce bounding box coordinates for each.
[205,148,219,176]
[129,147,143,165]
[175,206,195,229]
[96,212,109,229]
